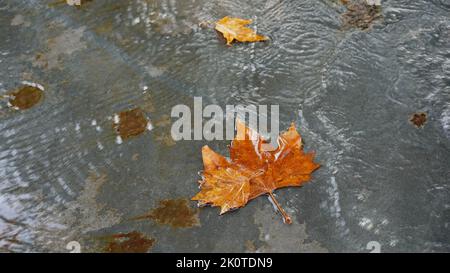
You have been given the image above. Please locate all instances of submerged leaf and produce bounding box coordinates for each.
[103,231,155,253]
[113,108,150,140]
[341,0,382,30]
[132,199,200,228]
[8,85,43,110]
[410,112,427,128]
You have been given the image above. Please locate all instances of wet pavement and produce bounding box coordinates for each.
[0,0,449,252]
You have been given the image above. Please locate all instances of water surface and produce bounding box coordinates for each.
[0,0,449,252]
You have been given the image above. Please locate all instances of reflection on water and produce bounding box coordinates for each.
[0,0,449,252]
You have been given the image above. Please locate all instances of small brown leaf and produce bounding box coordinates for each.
[113,108,150,140]
[410,112,427,128]
[8,85,44,110]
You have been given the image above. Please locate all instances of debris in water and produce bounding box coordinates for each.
[132,199,200,228]
[8,85,44,110]
[341,0,382,30]
[198,21,212,29]
[410,112,427,128]
[103,231,155,253]
[113,107,150,140]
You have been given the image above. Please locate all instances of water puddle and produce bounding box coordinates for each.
[1,0,449,253]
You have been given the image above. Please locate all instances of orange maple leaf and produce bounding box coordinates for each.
[192,120,320,224]
[215,16,268,46]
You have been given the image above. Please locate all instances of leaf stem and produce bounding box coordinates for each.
[268,192,292,224]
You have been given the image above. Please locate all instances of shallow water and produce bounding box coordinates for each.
[0,0,449,252]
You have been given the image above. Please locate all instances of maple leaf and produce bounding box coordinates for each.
[192,120,320,224]
[215,16,268,46]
